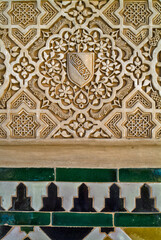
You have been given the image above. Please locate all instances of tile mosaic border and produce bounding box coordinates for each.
[0,168,161,228]
[0,167,161,239]
[1,212,161,227]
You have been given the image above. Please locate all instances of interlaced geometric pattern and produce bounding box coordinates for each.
[120,1,152,29]
[8,110,39,138]
[0,0,160,140]
[9,2,40,28]
[125,108,155,138]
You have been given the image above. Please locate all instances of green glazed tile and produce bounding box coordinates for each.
[115,213,161,227]
[0,212,50,226]
[0,168,54,181]
[119,168,161,182]
[56,168,117,182]
[20,227,34,234]
[53,212,113,227]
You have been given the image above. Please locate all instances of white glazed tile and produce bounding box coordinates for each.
[3,227,26,240]
[88,183,111,211]
[149,183,161,211]
[83,228,106,240]
[119,183,142,212]
[0,182,18,210]
[109,228,132,240]
[28,227,51,240]
[56,182,80,211]
[26,182,49,211]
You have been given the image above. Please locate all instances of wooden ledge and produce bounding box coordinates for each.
[0,140,160,168]
[0,139,161,146]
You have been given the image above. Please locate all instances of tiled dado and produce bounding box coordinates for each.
[0,168,161,239]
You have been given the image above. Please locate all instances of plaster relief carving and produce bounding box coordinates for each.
[0,0,160,140]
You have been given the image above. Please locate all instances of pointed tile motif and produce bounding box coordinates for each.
[101,184,126,212]
[0,168,160,237]
[71,183,96,212]
[133,184,158,212]
[9,183,34,211]
[40,183,64,211]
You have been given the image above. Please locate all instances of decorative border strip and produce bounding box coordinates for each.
[119,168,161,182]
[0,168,161,228]
[1,212,161,227]
[56,168,117,182]
[115,213,161,227]
[0,212,50,226]
[0,168,161,182]
[0,168,54,181]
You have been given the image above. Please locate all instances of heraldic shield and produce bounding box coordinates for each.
[67,52,94,88]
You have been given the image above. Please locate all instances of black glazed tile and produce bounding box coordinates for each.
[132,184,158,212]
[71,183,96,212]
[101,227,115,235]
[9,183,34,211]
[40,183,64,211]
[0,226,12,239]
[41,227,93,240]
[101,184,126,212]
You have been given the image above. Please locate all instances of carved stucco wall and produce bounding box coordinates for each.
[0,0,161,141]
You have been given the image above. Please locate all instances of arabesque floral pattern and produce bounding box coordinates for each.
[39,28,122,109]
[0,0,160,139]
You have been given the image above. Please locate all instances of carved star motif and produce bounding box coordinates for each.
[120,1,152,29]
[124,108,155,138]
[8,2,40,28]
[8,109,40,138]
